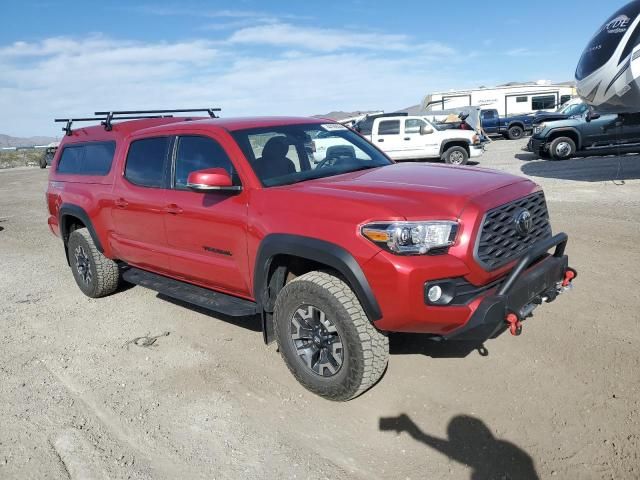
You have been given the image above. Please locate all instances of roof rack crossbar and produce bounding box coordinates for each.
[94,108,220,118]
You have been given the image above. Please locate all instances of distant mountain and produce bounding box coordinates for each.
[0,134,58,148]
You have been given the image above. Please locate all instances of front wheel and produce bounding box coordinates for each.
[443,146,469,165]
[274,271,389,401]
[549,137,576,160]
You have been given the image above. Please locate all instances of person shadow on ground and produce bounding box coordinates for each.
[380,414,539,480]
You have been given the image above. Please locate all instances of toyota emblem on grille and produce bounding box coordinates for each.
[514,209,533,236]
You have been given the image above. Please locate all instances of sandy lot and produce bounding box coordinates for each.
[1,138,639,479]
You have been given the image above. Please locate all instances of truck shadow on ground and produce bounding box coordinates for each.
[389,333,489,358]
[156,294,262,332]
[516,153,640,182]
[379,414,540,480]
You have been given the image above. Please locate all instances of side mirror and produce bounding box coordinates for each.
[186,168,241,192]
[420,124,434,135]
[586,111,601,123]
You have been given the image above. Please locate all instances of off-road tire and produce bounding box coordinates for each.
[274,271,389,401]
[507,125,524,140]
[67,228,119,298]
[39,155,48,169]
[549,136,576,160]
[443,146,469,165]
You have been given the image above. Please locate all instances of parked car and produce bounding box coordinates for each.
[39,143,59,169]
[350,114,484,165]
[480,109,534,140]
[47,109,576,401]
[531,99,589,127]
[528,111,640,160]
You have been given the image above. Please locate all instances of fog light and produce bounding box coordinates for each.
[427,285,443,303]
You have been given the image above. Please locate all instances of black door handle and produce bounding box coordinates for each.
[404,137,411,141]
[378,138,384,142]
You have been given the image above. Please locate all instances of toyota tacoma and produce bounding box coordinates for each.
[46,109,576,401]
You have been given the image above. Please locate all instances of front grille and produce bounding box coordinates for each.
[475,192,551,270]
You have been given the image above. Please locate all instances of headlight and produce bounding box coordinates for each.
[533,123,546,135]
[361,221,458,255]
[471,134,480,144]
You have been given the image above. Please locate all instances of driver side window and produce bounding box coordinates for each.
[405,119,426,134]
[174,136,235,189]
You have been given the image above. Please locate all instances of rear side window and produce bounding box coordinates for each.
[516,96,528,103]
[378,120,400,135]
[57,141,115,175]
[125,137,171,188]
[174,136,236,188]
[560,95,572,105]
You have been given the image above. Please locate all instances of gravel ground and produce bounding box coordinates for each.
[0,138,639,479]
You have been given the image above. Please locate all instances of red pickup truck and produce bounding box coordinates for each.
[46,109,576,401]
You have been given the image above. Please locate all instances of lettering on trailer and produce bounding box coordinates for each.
[601,15,630,35]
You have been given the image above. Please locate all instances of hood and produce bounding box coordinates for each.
[281,163,531,220]
[533,111,569,124]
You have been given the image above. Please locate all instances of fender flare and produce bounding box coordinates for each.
[253,234,382,322]
[546,127,583,149]
[439,138,471,156]
[58,204,104,253]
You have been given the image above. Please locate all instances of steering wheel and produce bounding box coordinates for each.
[316,155,344,169]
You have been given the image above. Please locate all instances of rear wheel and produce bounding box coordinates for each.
[443,146,469,165]
[274,271,389,401]
[67,228,120,298]
[507,125,524,140]
[549,137,576,160]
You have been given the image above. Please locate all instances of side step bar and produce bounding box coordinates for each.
[122,267,258,317]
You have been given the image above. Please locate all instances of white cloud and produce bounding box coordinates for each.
[0,28,462,137]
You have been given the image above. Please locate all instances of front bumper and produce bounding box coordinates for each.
[527,137,547,155]
[443,233,574,341]
[469,144,484,158]
[366,233,575,342]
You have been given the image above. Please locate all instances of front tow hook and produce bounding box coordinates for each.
[506,313,522,336]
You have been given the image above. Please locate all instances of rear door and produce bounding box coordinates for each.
[163,134,250,297]
[110,136,173,272]
[370,119,405,159]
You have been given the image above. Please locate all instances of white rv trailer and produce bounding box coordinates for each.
[424,82,577,116]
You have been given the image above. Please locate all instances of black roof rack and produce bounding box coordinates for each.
[54,108,221,136]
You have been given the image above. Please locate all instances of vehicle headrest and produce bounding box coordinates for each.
[262,136,289,158]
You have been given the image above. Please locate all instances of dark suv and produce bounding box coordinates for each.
[528,111,640,160]
[46,109,576,401]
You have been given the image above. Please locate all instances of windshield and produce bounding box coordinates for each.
[559,103,588,116]
[231,123,393,187]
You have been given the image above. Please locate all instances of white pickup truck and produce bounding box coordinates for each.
[312,114,484,165]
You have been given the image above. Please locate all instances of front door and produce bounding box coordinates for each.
[404,118,440,158]
[581,114,619,148]
[110,136,173,272]
[163,135,250,297]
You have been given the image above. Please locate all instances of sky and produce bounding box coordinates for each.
[0,0,628,137]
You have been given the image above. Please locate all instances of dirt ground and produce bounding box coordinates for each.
[1,138,639,479]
